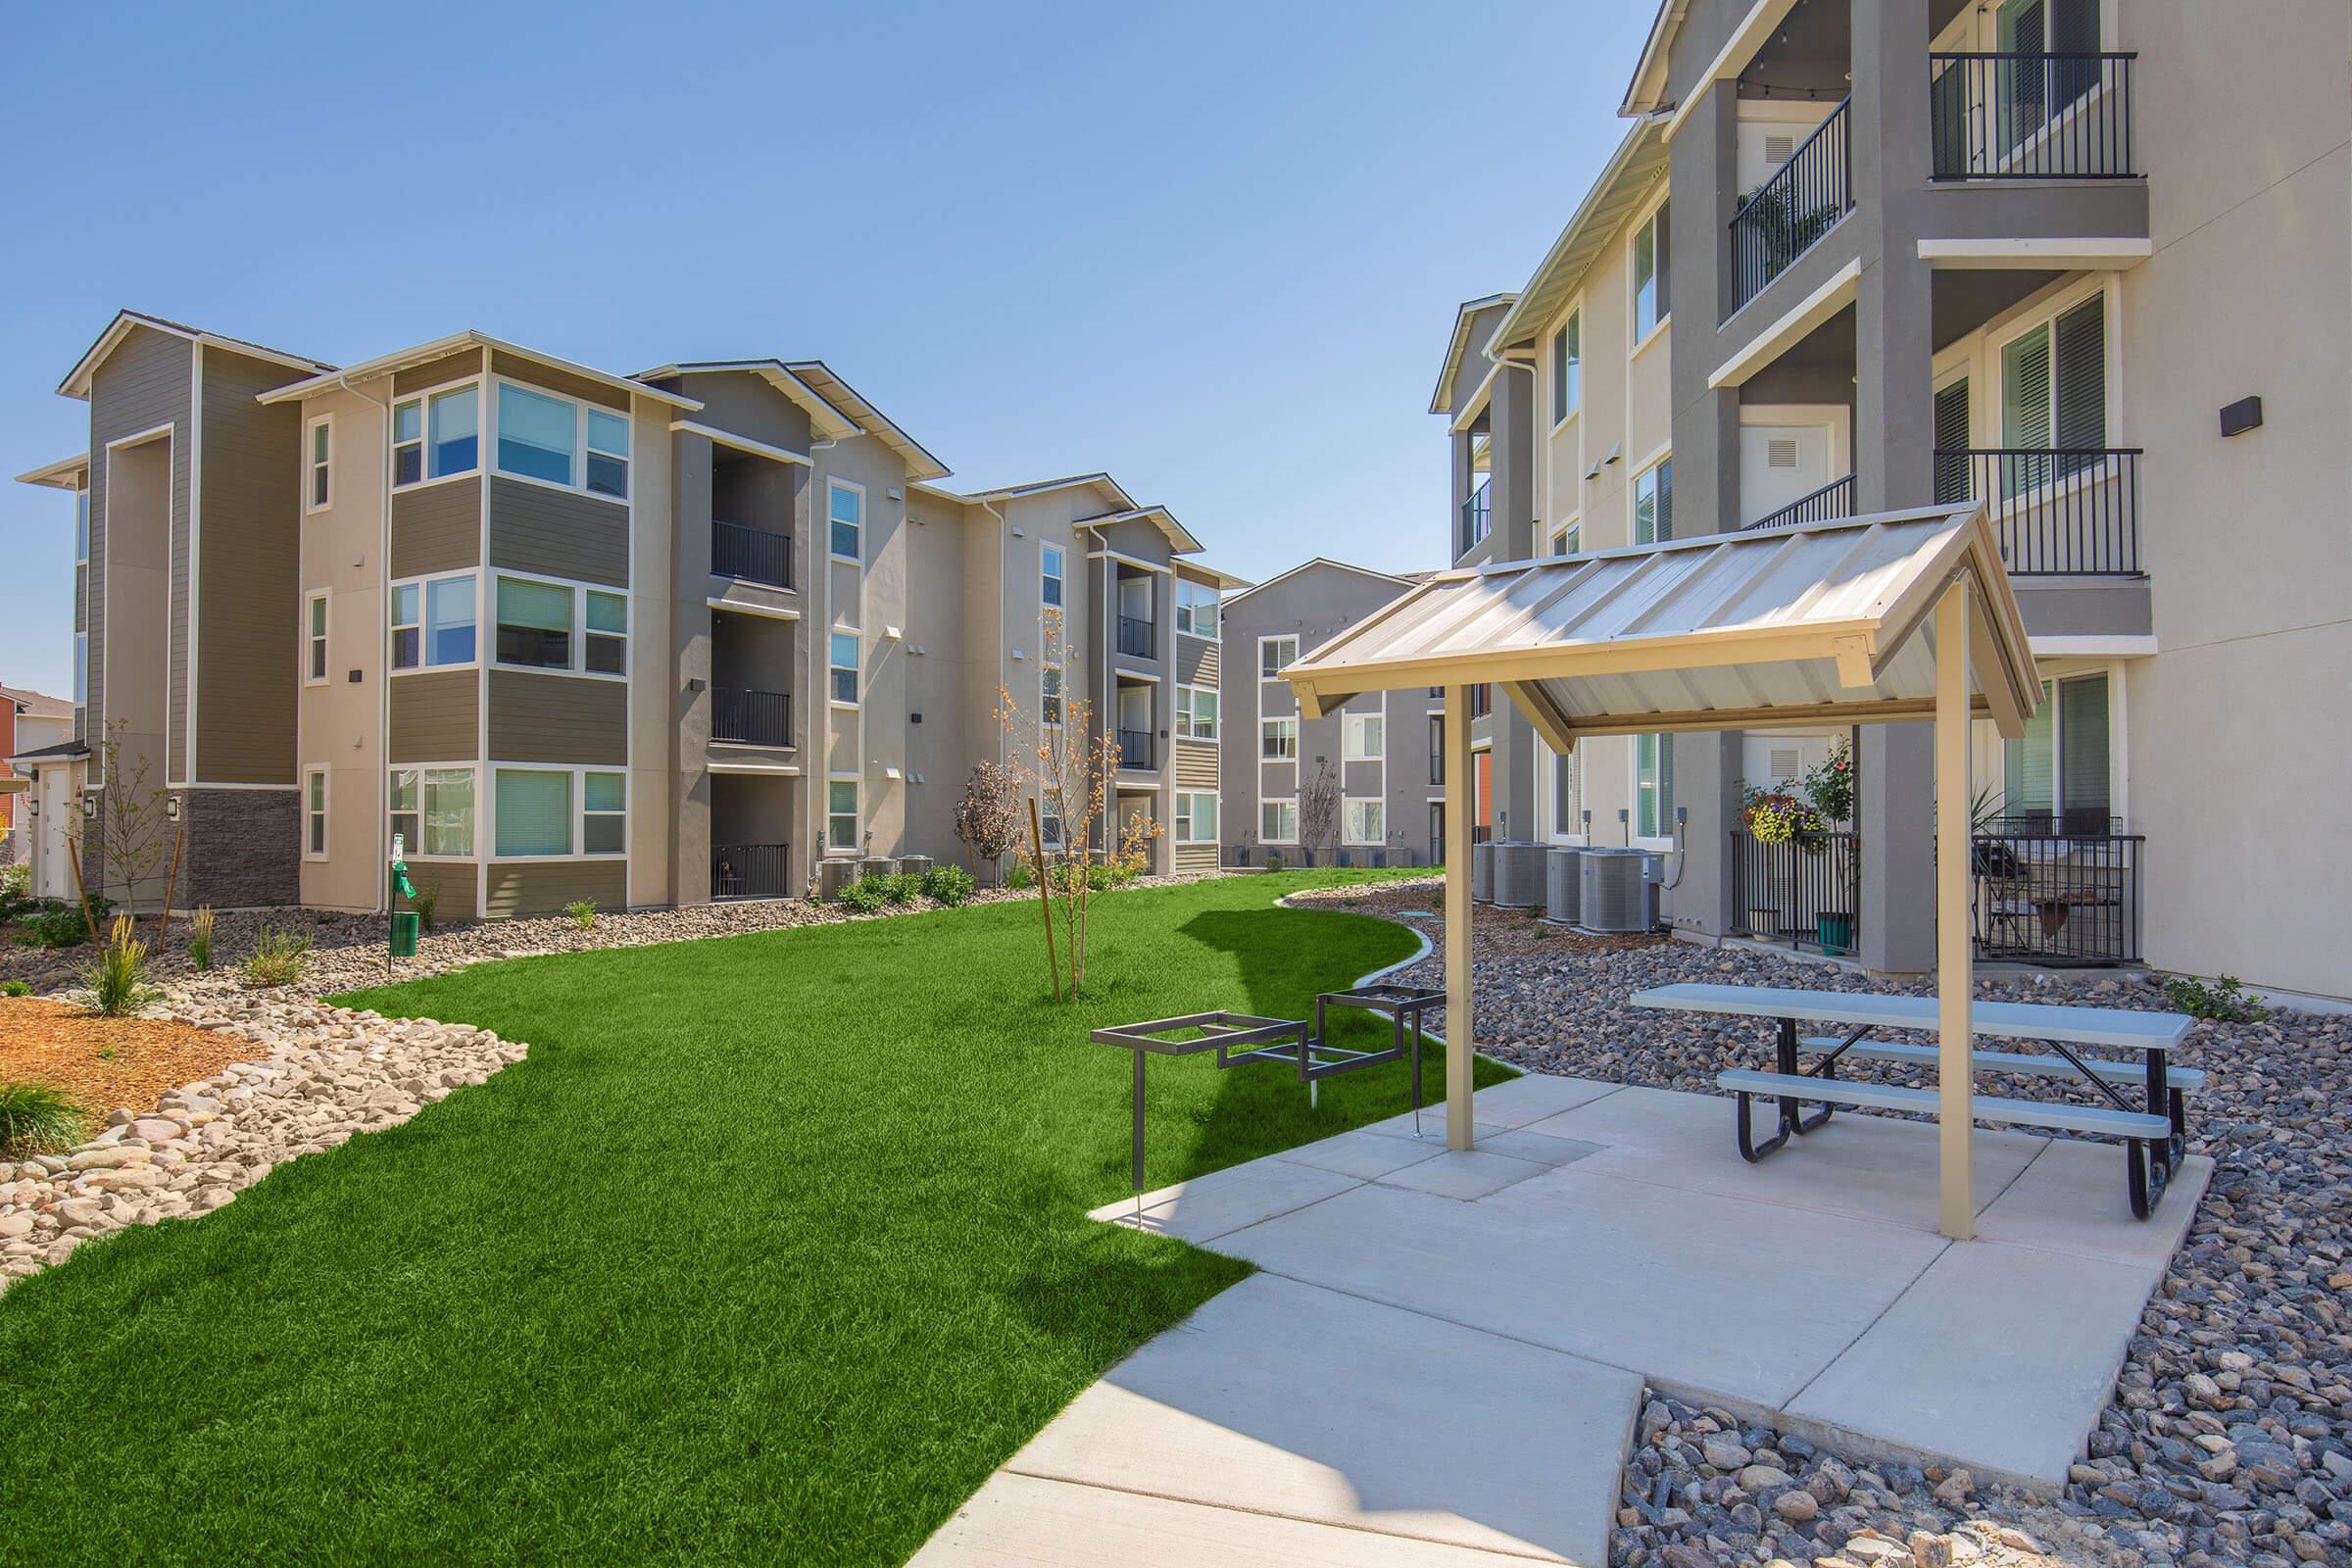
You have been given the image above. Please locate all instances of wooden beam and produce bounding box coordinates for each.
[1500,680,1580,756]
[1285,616,1883,695]
[1555,695,1991,740]
[1935,584,1976,1241]
[1444,686,1477,1152]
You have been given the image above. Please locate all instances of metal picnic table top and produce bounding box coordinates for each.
[1630,983,2192,1052]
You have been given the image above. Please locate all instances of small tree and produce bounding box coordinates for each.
[953,761,1022,875]
[90,720,172,912]
[1298,760,1341,868]
[997,610,1123,999]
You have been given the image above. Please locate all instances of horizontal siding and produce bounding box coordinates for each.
[196,350,307,783]
[489,351,629,411]
[484,859,627,918]
[489,476,627,587]
[1176,636,1219,686]
[488,669,626,764]
[402,859,477,922]
[391,478,481,579]
[390,670,479,760]
[393,349,484,395]
[1175,843,1217,875]
[1174,739,1218,790]
[87,323,193,784]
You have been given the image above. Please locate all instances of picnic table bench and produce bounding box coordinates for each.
[1630,983,2196,1219]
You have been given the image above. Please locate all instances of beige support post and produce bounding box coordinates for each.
[1444,686,1476,1151]
[1934,582,1976,1241]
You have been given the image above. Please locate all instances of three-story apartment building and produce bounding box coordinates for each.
[18,312,1235,916]
[1441,0,2348,1001]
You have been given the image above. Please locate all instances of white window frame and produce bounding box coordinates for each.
[1260,715,1298,760]
[488,571,628,682]
[1176,683,1219,741]
[1549,308,1582,430]
[1344,710,1384,761]
[1175,790,1219,845]
[304,590,330,687]
[1986,278,2117,467]
[306,414,333,514]
[389,763,479,860]
[827,478,865,564]
[390,570,480,674]
[487,377,633,504]
[1175,579,1220,639]
[1041,542,1065,609]
[303,766,329,860]
[829,628,860,709]
[1632,732,1675,848]
[1548,744,1587,843]
[1258,634,1298,679]
[390,377,484,492]
[1259,797,1298,845]
[1041,662,1063,727]
[1631,203,1670,348]
[487,763,628,861]
[1548,516,1582,556]
[1633,453,1673,546]
[1343,797,1386,847]
[827,774,860,852]
[580,768,627,857]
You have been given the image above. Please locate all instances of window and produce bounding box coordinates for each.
[393,384,479,486]
[1551,312,1581,422]
[304,768,328,858]
[1175,580,1219,638]
[828,481,863,561]
[1636,733,1675,840]
[585,590,627,675]
[74,489,89,566]
[391,573,477,669]
[1039,796,1063,849]
[585,409,629,499]
[1261,716,1298,760]
[1552,749,1582,838]
[1041,542,1064,608]
[1549,520,1581,557]
[1999,296,2106,492]
[1344,798,1386,846]
[494,769,573,858]
[390,766,474,857]
[73,632,87,709]
[1041,663,1063,725]
[1176,791,1218,844]
[305,592,329,684]
[1633,207,1671,340]
[1259,635,1298,678]
[583,771,625,855]
[1933,378,1973,504]
[1429,714,1444,783]
[1634,459,1673,545]
[497,383,577,486]
[1260,799,1298,843]
[2002,672,2112,831]
[307,417,332,512]
[829,631,859,705]
[828,778,858,851]
[497,576,575,669]
[1344,710,1383,761]
[1177,684,1219,741]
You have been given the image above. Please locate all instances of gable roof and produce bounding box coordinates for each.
[59,310,334,401]
[0,686,73,720]
[783,361,950,482]
[636,359,863,445]
[1429,294,1518,416]
[1487,117,1671,352]
[1073,504,1204,558]
[1621,0,1691,116]
[262,330,701,411]
[1226,557,1421,607]
[961,471,1140,512]
[14,454,89,490]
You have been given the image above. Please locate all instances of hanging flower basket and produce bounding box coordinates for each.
[1741,790,1827,853]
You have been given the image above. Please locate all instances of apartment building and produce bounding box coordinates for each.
[0,685,74,876]
[1217,559,1441,868]
[1440,0,2349,1001]
[16,311,1234,917]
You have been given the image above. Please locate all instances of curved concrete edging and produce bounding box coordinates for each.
[1275,888,1464,1056]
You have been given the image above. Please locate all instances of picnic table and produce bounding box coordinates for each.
[1631,983,2197,1219]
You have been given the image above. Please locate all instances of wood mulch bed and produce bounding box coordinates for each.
[0,998,254,1124]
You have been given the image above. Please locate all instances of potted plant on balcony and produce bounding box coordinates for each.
[1800,740,1856,951]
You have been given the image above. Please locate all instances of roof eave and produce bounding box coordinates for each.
[259,332,703,411]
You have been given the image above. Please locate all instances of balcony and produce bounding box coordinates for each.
[1118,729,1153,770]
[711,687,791,748]
[1728,96,1851,314]
[712,520,792,589]
[1972,819,2142,965]
[1116,616,1155,660]
[1936,448,2140,575]
[1458,478,1492,557]
[712,842,790,901]
[1731,829,1863,957]
[1743,471,1856,533]
[1930,53,2138,180]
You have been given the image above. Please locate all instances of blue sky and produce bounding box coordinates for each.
[0,1,1653,696]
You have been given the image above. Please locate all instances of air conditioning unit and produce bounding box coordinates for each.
[1494,841,1548,907]
[1471,840,1496,903]
[1545,847,1585,924]
[1579,848,1656,934]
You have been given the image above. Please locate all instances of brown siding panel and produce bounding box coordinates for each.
[403,860,477,921]
[488,669,625,763]
[196,349,309,783]
[391,478,482,579]
[1175,740,1218,790]
[86,324,194,784]
[393,349,484,395]
[489,351,628,411]
[489,476,627,586]
[483,859,627,918]
[390,670,480,760]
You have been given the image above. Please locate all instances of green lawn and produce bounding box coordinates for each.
[0,870,1507,1565]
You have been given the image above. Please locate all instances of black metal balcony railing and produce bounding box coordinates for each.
[1116,616,1155,659]
[1730,829,1862,957]
[711,520,792,589]
[1972,825,2142,965]
[711,842,789,901]
[1117,729,1152,770]
[1743,471,1857,533]
[1459,478,1492,556]
[711,687,791,748]
[1936,448,2141,574]
[1930,53,2137,180]
[1729,96,1851,313]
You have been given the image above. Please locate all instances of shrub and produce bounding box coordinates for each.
[879,873,917,906]
[1005,858,1036,892]
[564,899,599,931]
[920,863,975,906]
[22,895,113,950]
[188,906,217,971]
[410,882,440,932]
[2162,973,2269,1023]
[81,914,156,1017]
[0,861,27,902]
[1265,852,1285,873]
[0,1079,85,1158]
[240,926,314,990]
[839,877,890,914]
[2,980,29,997]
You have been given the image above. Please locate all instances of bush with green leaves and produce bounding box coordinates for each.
[880,873,918,906]
[410,882,440,932]
[564,900,599,931]
[919,863,975,906]
[2,979,30,998]
[81,915,157,1017]
[838,877,890,914]
[20,895,114,950]
[239,926,314,990]
[1265,852,1286,872]
[2161,972,2269,1023]
[0,1079,85,1158]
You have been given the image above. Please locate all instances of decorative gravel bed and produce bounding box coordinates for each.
[1300,878,2352,1568]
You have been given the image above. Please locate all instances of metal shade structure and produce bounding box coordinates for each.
[1283,503,2041,1240]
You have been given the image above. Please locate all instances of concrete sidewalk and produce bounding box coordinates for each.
[914,1073,2207,1565]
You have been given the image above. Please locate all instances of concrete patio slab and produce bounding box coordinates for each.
[1372,1147,1556,1200]
[1084,1156,1358,1244]
[910,1472,1548,1566]
[1473,1126,1607,1169]
[1406,1072,1624,1129]
[998,1274,1638,1564]
[1275,1124,1447,1181]
[1975,1140,2215,1268]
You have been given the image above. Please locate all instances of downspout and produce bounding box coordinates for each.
[335,373,394,915]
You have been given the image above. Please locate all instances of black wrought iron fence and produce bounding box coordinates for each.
[1730,829,1862,956]
[711,520,792,588]
[1743,471,1856,533]
[1729,96,1850,312]
[712,842,790,900]
[1930,53,2137,179]
[1971,826,2142,964]
[1936,448,2141,574]
[712,688,790,747]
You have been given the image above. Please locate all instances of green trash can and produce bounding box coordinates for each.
[389,911,420,957]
